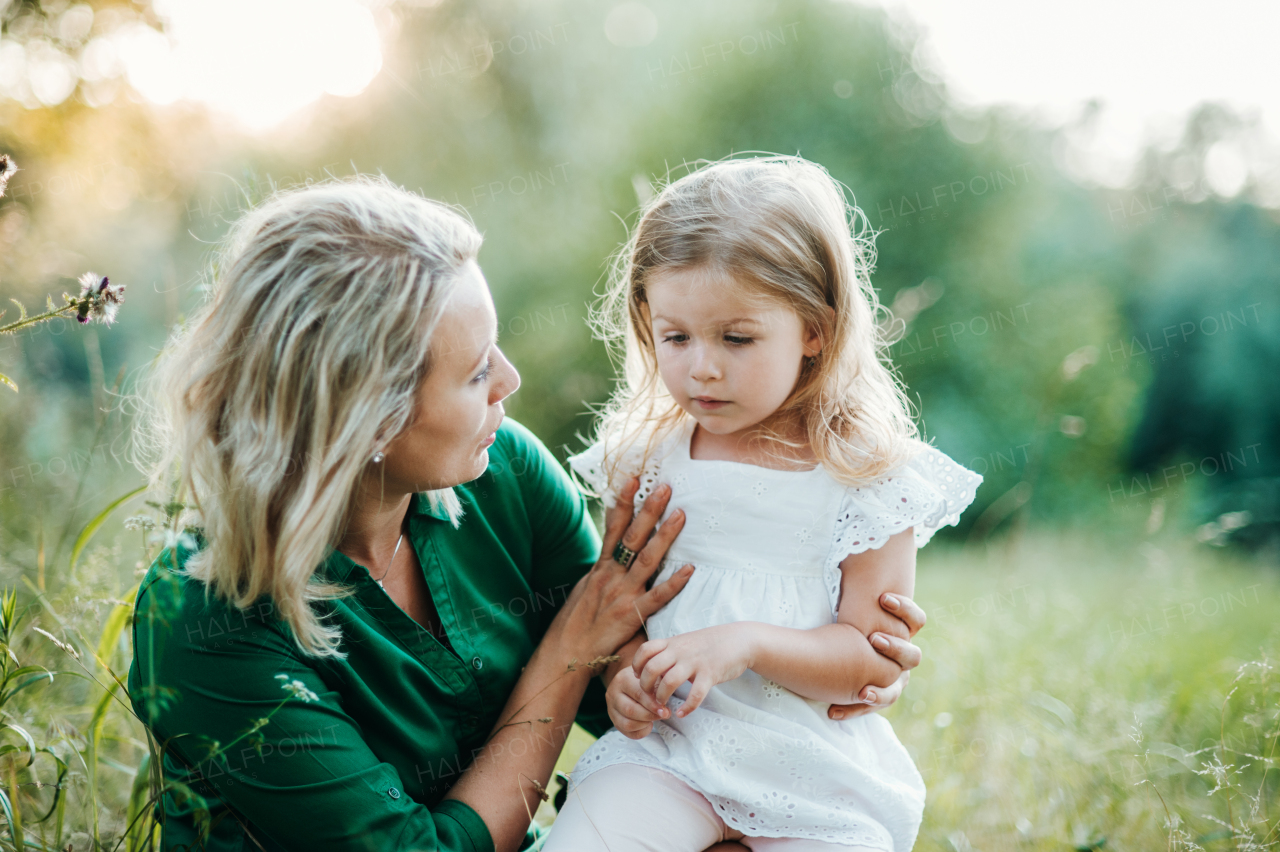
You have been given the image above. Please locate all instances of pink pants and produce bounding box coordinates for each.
[542,763,882,852]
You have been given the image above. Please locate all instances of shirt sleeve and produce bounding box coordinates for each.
[493,421,616,739]
[130,572,495,852]
[819,443,983,619]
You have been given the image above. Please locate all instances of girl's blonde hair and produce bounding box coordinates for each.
[591,155,920,487]
[134,174,480,657]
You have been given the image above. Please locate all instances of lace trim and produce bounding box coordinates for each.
[567,436,669,511]
[821,445,983,619]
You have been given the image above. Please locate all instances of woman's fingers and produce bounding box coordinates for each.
[599,477,640,559]
[640,563,695,617]
[880,593,927,637]
[635,506,684,573]
[828,671,910,720]
[620,483,672,554]
[869,631,923,671]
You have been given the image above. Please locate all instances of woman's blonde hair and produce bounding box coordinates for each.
[590,155,920,487]
[135,174,480,657]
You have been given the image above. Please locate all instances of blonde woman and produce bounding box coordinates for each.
[127,174,926,852]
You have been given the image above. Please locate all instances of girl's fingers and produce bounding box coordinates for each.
[614,691,662,723]
[620,721,654,740]
[620,669,669,718]
[631,639,667,677]
[655,663,692,705]
[880,593,927,637]
[676,675,710,717]
[637,653,675,697]
[869,632,923,670]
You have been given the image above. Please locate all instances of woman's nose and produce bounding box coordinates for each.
[490,346,520,403]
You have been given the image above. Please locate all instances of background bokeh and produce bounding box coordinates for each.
[0,1,1277,850]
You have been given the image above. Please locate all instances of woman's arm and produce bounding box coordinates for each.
[632,530,921,713]
[443,479,694,852]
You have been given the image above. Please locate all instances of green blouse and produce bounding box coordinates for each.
[128,419,611,851]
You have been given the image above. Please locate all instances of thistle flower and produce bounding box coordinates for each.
[75,272,126,326]
[0,154,16,198]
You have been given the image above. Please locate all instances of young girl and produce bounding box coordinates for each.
[546,156,982,852]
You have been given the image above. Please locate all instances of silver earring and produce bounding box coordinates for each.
[371,451,385,464]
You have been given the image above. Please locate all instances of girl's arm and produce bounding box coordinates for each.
[633,529,918,713]
[748,528,916,704]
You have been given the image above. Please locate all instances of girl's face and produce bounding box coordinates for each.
[644,266,821,441]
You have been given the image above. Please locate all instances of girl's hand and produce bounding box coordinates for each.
[552,478,695,662]
[632,623,750,717]
[828,592,926,721]
[605,666,671,739]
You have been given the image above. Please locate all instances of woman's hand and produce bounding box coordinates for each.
[551,478,695,663]
[632,623,750,717]
[828,592,926,721]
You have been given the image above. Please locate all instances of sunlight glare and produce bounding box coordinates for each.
[121,0,383,131]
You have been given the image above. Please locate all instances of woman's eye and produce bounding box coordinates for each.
[472,358,493,383]
[725,335,753,345]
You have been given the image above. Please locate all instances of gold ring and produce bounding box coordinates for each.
[612,541,637,568]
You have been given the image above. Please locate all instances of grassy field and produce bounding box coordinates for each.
[1,527,1276,850]
[542,533,1280,852]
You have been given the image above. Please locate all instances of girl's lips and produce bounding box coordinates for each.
[693,398,729,410]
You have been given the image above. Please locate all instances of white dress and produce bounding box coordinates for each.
[565,420,982,851]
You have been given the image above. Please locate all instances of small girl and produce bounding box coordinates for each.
[547,156,982,852]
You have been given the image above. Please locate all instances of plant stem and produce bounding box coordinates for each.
[0,304,77,336]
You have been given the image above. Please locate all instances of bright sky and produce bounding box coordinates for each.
[118,0,383,131]
[869,0,1280,198]
[106,0,1278,200]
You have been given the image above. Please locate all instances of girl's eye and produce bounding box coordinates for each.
[661,333,689,345]
[724,335,753,346]
[472,357,494,384]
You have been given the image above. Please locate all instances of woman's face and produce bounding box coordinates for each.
[378,261,520,492]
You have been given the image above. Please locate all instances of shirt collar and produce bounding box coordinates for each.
[412,490,454,522]
[322,492,449,583]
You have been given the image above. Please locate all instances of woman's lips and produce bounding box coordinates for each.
[480,432,497,449]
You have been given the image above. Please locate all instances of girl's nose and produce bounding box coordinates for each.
[689,344,722,382]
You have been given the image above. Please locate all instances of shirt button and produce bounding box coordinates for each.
[471,656,484,671]
[388,787,401,800]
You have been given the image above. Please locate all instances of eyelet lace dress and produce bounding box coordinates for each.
[565,421,982,851]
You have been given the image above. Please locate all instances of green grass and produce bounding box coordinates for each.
[2,526,1277,850]
[543,533,1280,851]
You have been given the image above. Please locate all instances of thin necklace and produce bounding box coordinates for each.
[373,532,405,588]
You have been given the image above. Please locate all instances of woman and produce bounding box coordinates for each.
[127,175,927,852]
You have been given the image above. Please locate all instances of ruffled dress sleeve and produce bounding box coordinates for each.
[821,444,983,618]
[566,436,667,512]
